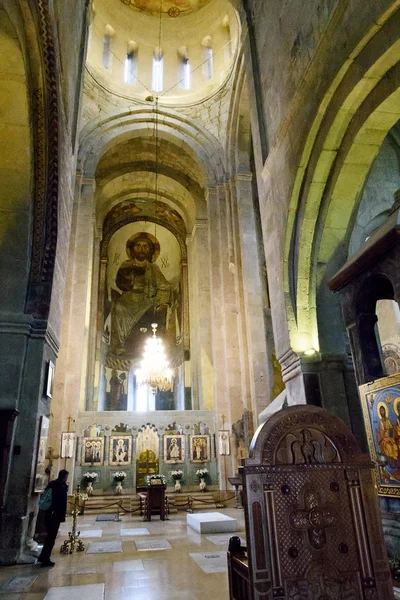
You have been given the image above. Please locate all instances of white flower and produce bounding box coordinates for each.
[83,471,98,479]
[195,468,208,478]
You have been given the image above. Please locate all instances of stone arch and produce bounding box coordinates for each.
[78,107,226,187]
[0,0,59,321]
[285,6,400,355]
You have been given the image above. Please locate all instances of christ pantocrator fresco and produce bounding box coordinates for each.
[108,232,180,364]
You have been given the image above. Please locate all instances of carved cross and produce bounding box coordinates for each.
[289,490,338,549]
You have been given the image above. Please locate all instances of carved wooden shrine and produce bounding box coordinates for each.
[228,405,393,600]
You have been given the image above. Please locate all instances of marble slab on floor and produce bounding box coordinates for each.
[120,528,149,536]
[79,529,103,538]
[113,559,145,571]
[0,576,38,592]
[135,538,172,551]
[44,583,105,600]
[86,541,123,554]
[187,512,238,534]
[96,514,117,521]
[189,551,228,574]
[64,567,97,575]
[204,534,245,546]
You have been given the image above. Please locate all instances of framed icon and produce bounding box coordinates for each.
[109,435,132,466]
[45,360,55,398]
[190,434,211,463]
[164,434,185,463]
[82,437,104,466]
[360,374,400,497]
[33,416,50,492]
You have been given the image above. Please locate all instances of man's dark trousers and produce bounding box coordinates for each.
[38,512,62,562]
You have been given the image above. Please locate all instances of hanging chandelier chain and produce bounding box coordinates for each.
[135,0,173,396]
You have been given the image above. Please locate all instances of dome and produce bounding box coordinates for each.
[88,0,239,105]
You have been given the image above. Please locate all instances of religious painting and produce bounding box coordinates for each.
[190,435,210,463]
[360,373,400,497]
[109,435,132,466]
[164,434,185,463]
[82,437,104,466]
[102,223,183,380]
[61,432,75,459]
[33,416,50,492]
[218,431,230,456]
[104,367,127,411]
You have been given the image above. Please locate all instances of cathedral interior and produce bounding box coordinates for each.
[1,0,400,598]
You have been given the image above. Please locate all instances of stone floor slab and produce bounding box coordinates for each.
[0,576,38,592]
[112,559,145,571]
[189,551,228,574]
[79,529,103,538]
[96,515,117,522]
[135,539,172,551]
[120,528,149,536]
[204,534,245,546]
[43,584,105,600]
[86,541,123,554]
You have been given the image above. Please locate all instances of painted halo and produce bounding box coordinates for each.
[394,397,400,417]
[125,231,160,262]
[377,401,389,418]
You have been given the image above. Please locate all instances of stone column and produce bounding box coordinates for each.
[86,228,102,411]
[187,220,213,411]
[49,174,96,481]
[230,173,272,419]
[207,184,247,488]
[0,316,58,564]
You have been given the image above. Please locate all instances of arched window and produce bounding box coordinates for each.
[201,36,213,80]
[222,15,232,60]
[127,368,155,411]
[102,24,114,70]
[152,47,164,92]
[177,46,190,90]
[125,41,138,84]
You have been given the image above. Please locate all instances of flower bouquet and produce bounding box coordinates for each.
[196,468,208,492]
[113,471,127,482]
[171,469,183,492]
[113,471,127,495]
[83,471,97,496]
[171,469,183,481]
[195,468,208,479]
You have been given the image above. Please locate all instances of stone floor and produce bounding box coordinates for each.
[0,508,246,600]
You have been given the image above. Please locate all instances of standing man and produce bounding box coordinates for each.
[37,469,69,567]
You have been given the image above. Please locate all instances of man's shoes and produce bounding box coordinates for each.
[40,560,55,567]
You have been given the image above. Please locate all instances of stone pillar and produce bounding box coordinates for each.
[49,175,96,481]
[86,229,102,411]
[187,220,213,411]
[207,184,248,488]
[0,315,58,564]
[231,174,272,419]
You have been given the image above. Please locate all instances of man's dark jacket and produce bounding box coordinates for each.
[47,478,68,522]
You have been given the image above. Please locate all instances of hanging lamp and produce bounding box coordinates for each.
[136,324,173,394]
